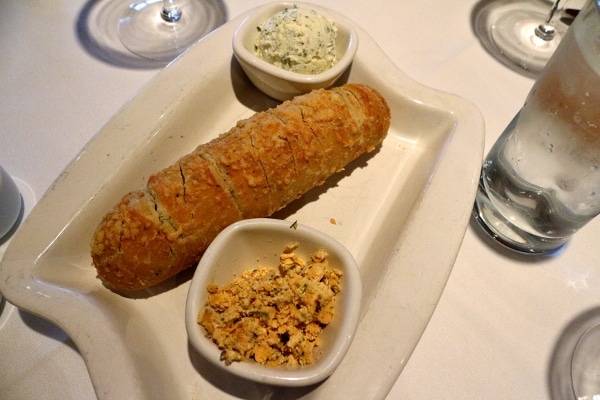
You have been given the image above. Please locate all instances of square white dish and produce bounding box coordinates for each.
[0,5,484,400]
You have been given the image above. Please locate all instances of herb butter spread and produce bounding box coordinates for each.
[255,7,338,74]
[199,242,342,366]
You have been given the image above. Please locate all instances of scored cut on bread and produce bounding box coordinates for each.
[91,83,391,291]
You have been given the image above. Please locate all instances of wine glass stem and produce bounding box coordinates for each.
[161,0,182,22]
[535,0,562,41]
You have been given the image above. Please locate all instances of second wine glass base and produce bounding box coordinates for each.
[119,0,224,61]
[474,0,568,77]
[490,9,566,73]
[572,322,600,399]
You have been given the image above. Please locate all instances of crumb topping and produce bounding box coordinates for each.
[198,242,342,366]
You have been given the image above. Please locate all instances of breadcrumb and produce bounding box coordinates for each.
[198,242,342,366]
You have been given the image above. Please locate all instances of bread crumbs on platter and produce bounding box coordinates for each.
[198,242,342,366]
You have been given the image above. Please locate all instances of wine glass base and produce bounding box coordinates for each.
[491,9,566,73]
[572,322,600,399]
[119,0,224,61]
[474,0,568,77]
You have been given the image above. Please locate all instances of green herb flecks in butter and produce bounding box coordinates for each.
[255,6,338,74]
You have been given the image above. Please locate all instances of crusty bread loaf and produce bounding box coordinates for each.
[91,84,391,291]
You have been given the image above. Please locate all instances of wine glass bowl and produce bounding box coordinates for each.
[118,0,225,61]
[232,2,359,101]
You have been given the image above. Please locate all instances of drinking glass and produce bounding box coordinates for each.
[473,0,600,253]
[119,0,224,61]
[475,0,571,76]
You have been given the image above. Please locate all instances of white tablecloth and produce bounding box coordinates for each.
[2,0,599,398]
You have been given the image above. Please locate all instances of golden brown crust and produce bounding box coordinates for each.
[91,84,391,291]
